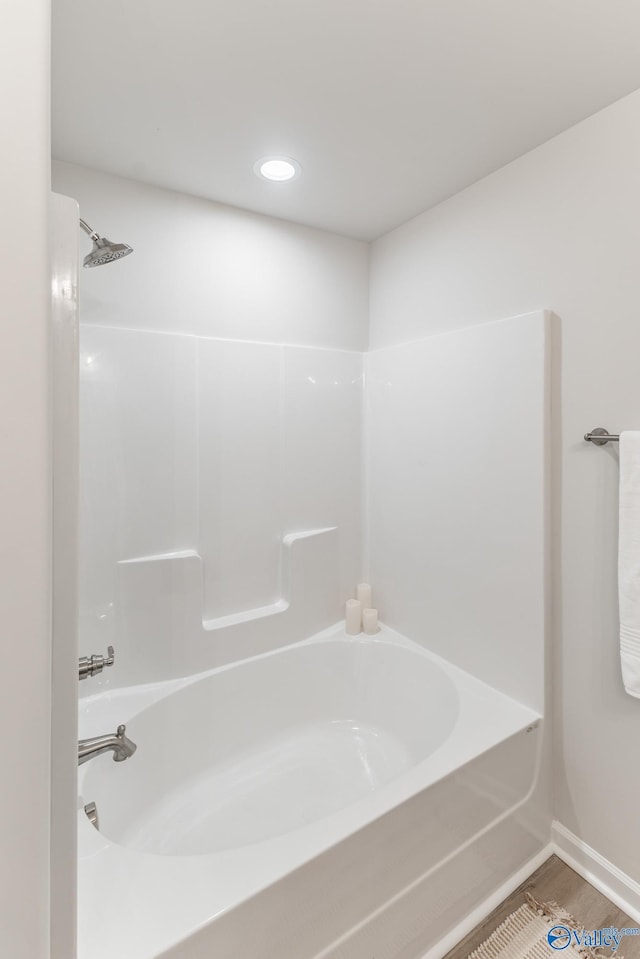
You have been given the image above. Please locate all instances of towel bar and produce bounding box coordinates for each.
[584,428,620,446]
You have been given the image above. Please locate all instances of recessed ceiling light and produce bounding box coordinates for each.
[254,156,302,182]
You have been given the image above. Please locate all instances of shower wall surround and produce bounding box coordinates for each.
[80,326,363,687]
[366,312,548,712]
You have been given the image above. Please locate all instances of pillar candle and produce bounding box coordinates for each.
[362,607,379,635]
[356,583,372,609]
[345,598,362,635]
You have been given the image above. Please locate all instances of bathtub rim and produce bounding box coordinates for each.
[78,620,538,738]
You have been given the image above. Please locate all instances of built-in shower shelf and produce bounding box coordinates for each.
[119,549,200,565]
[202,599,289,632]
[115,527,341,683]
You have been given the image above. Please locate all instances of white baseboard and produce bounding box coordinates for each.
[552,820,640,924]
[420,843,554,959]
[422,827,640,959]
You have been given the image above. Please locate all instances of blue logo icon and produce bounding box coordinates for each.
[547,925,572,950]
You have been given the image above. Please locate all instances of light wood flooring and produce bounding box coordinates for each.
[443,854,640,958]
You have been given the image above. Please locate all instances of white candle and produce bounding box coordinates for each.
[357,583,372,609]
[345,599,362,635]
[362,607,379,635]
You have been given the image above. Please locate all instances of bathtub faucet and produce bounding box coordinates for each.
[78,724,137,766]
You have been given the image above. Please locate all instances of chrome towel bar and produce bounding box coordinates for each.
[584,428,620,446]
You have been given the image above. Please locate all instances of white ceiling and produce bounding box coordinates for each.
[52,0,640,240]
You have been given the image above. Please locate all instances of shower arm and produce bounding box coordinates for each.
[79,218,100,241]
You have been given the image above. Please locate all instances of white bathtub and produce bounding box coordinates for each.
[77,624,545,959]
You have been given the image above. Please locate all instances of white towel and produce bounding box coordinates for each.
[619,431,640,697]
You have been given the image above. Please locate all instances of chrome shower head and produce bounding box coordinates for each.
[79,218,133,268]
[83,237,133,268]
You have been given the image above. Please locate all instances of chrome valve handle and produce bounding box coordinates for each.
[78,645,115,680]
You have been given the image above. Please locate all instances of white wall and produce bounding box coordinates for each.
[52,161,369,350]
[370,88,640,884]
[52,162,367,688]
[0,1,51,957]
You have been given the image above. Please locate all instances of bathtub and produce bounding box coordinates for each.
[77,623,545,959]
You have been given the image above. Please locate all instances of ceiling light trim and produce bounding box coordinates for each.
[254,156,302,182]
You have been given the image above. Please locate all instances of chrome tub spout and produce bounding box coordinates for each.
[78,724,137,766]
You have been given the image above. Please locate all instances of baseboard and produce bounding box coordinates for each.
[552,820,640,924]
[419,843,554,959]
[422,827,640,959]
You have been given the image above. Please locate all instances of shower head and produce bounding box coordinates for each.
[79,218,133,268]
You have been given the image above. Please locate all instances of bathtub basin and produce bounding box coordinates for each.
[78,623,544,959]
[81,635,460,855]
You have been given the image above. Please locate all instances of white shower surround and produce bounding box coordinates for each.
[77,624,545,959]
[366,311,549,711]
[75,308,550,958]
[79,327,364,689]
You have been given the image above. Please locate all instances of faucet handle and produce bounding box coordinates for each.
[78,646,116,681]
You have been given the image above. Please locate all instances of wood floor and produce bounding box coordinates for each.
[443,854,640,958]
